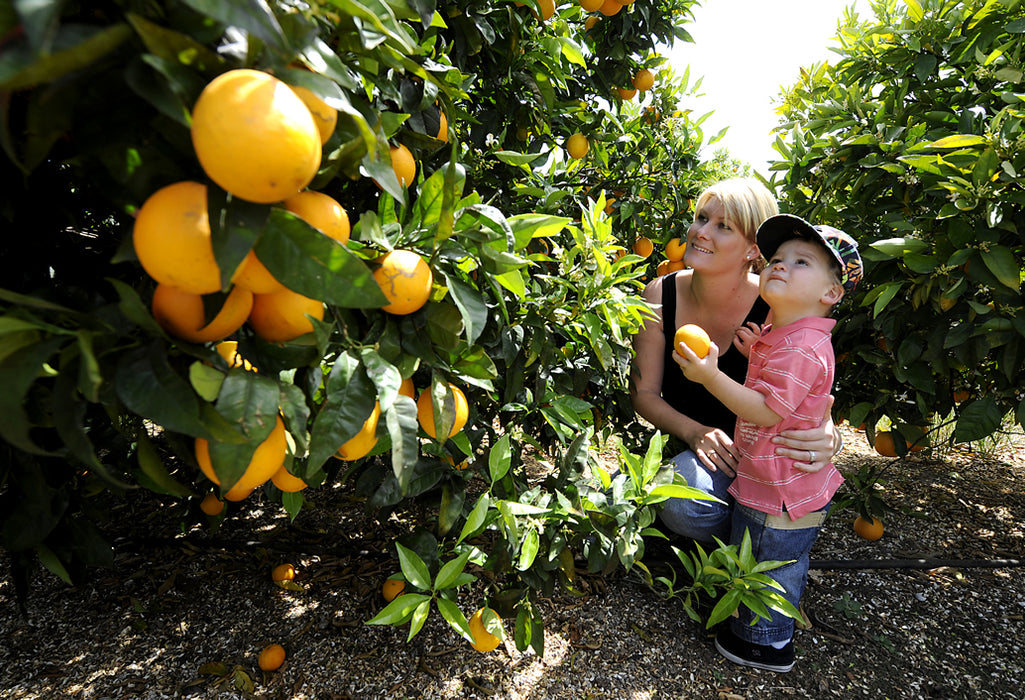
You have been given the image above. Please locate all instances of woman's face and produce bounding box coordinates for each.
[684,197,757,272]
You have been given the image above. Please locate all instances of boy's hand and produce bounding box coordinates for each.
[733,321,762,359]
[674,339,721,385]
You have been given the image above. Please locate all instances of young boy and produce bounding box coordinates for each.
[675,213,863,673]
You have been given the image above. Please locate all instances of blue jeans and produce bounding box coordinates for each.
[729,503,829,646]
[658,450,734,544]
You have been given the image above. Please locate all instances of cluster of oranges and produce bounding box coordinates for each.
[655,236,687,276]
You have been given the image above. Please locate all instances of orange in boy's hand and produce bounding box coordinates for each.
[674,324,710,359]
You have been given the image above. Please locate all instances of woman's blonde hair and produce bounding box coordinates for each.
[693,178,778,270]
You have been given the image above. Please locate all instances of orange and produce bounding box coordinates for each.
[283,190,350,244]
[271,464,308,492]
[232,251,285,295]
[566,132,589,159]
[199,492,225,516]
[665,237,686,261]
[536,0,556,20]
[436,110,448,142]
[633,237,654,258]
[674,324,710,359]
[290,84,337,145]
[258,643,286,671]
[953,389,969,404]
[389,143,417,188]
[215,340,256,372]
[272,563,296,582]
[579,0,603,10]
[382,578,405,602]
[853,515,884,541]
[632,68,655,91]
[939,295,956,311]
[468,607,502,652]
[195,415,288,501]
[604,197,616,215]
[399,377,416,399]
[191,69,321,204]
[151,283,253,343]
[133,181,222,294]
[417,385,469,439]
[443,454,470,470]
[873,431,898,457]
[598,0,622,15]
[248,288,325,343]
[616,87,636,100]
[336,401,381,460]
[584,15,600,30]
[373,250,433,315]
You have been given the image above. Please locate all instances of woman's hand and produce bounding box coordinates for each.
[733,321,762,359]
[772,395,839,473]
[690,427,739,478]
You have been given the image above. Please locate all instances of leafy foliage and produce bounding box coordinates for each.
[769,0,1025,452]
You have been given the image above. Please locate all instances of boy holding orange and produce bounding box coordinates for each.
[675,213,863,672]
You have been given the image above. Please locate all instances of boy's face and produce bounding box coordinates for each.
[759,238,843,312]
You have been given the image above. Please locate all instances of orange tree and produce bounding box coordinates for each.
[768,0,1025,455]
[0,0,793,650]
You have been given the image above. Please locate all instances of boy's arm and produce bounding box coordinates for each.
[674,342,783,427]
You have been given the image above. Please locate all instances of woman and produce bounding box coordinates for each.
[630,178,841,544]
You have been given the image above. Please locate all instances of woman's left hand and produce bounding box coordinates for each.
[772,396,839,473]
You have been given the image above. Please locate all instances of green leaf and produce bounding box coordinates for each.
[189,362,225,402]
[488,433,512,484]
[180,0,288,53]
[926,134,988,149]
[649,484,723,501]
[0,337,66,454]
[365,592,431,625]
[397,542,432,590]
[436,596,472,641]
[0,23,133,91]
[435,550,472,590]
[408,599,431,641]
[954,398,1005,443]
[517,529,539,571]
[136,434,194,498]
[457,493,490,544]
[35,544,73,585]
[706,588,742,628]
[308,354,377,469]
[256,209,387,308]
[980,245,1021,291]
[441,272,488,345]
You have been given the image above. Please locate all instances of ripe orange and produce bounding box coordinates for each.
[674,324,710,358]
[151,283,253,343]
[665,237,686,261]
[443,454,470,470]
[417,385,469,439]
[389,143,417,188]
[133,181,222,294]
[283,190,350,244]
[290,84,337,145]
[436,110,449,142]
[873,431,898,457]
[199,492,225,516]
[258,643,286,671]
[616,86,636,100]
[232,251,285,295]
[215,340,257,372]
[584,15,600,30]
[604,197,616,215]
[336,401,381,460]
[538,0,556,20]
[248,288,325,343]
[398,377,416,399]
[853,515,884,541]
[579,0,603,10]
[566,132,589,159]
[272,563,296,582]
[382,578,405,602]
[468,607,502,652]
[196,415,288,501]
[632,68,655,91]
[191,69,321,204]
[598,0,622,15]
[271,464,308,492]
[633,237,654,258]
[373,250,433,315]
[953,389,970,404]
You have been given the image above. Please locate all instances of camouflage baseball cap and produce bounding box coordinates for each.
[756,214,864,295]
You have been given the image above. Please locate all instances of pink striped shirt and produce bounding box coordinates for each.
[728,316,844,520]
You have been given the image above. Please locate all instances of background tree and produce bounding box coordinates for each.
[769,0,1025,454]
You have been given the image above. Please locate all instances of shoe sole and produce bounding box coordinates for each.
[714,637,794,673]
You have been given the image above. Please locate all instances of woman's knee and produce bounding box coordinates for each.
[659,451,734,543]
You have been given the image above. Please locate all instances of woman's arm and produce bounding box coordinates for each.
[629,278,738,475]
[771,395,840,473]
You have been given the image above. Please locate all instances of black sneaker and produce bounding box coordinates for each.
[714,627,795,673]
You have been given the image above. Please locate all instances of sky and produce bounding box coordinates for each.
[666,0,875,176]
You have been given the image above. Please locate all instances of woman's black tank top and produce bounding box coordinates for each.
[659,271,770,450]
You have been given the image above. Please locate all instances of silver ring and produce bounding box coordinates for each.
[808,449,815,462]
